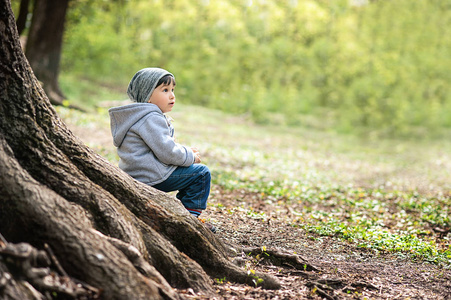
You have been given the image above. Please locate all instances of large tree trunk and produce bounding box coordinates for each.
[24,0,74,108]
[0,1,280,299]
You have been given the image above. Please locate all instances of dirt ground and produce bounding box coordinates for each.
[189,188,451,300]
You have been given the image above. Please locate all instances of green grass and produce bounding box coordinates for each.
[57,102,451,267]
[59,73,127,109]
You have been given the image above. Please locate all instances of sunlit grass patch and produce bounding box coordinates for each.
[210,154,450,266]
[299,220,451,265]
[55,105,111,128]
[59,73,126,109]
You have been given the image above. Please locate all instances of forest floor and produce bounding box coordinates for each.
[58,103,451,300]
[196,188,451,299]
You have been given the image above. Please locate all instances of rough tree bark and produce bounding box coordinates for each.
[0,1,280,299]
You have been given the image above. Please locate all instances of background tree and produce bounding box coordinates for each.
[0,0,280,298]
[15,0,31,35]
[24,0,70,108]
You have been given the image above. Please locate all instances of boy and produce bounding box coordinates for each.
[109,67,216,233]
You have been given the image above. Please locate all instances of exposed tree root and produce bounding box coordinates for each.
[0,239,101,299]
[307,278,379,299]
[240,246,320,271]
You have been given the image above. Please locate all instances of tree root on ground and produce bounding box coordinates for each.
[306,278,379,299]
[238,246,320,272]
[0,238,100,300]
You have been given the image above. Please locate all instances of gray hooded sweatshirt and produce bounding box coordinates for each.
[109,103,195,185]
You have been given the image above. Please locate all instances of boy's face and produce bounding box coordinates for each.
[148,82,176,113]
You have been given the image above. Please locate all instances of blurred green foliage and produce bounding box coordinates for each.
[61,0,450,137]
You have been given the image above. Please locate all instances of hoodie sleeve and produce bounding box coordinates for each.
[136,113,195,167]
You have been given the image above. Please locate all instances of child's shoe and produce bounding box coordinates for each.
[198,218,217,233]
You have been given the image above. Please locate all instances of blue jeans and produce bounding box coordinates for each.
[152,164,211,214]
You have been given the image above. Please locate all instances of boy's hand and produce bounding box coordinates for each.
[192,147,201,163]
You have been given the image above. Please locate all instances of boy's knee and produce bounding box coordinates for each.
[196,164,211,179]
[203,165,211,175]
[203,166,211,182]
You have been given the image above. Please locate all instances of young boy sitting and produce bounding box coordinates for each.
[109,67,216,233]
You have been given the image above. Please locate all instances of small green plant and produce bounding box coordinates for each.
[214,277,227,284]
[252,277,264,287]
